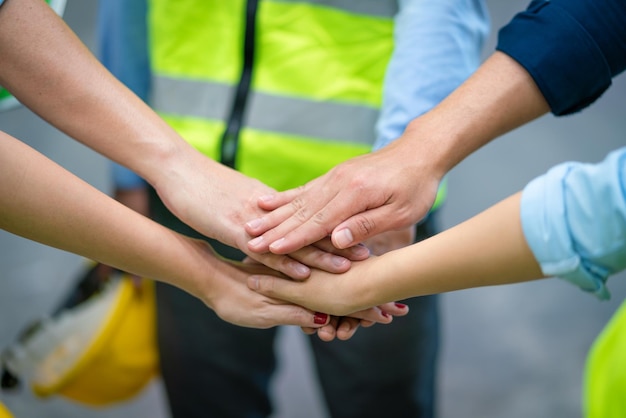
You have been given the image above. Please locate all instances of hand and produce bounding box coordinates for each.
[239,257,403,338]
[152,152,370,279]
[300,226,415,340]
[187,241,333,328]
[247,256,381,317]
[244,134,442,254]
[302,301,409,342]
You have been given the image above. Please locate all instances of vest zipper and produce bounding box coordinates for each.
[220,0,259,168]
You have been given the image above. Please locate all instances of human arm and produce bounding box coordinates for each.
[0,131,330,329]
[0,0,367,278]
[246,0,626,254]
[248,147,626,313]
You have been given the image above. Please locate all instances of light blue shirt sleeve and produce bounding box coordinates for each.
[521,147,626,300]
[0,1,5,8]
[375,0,490,149]
[97,0,149,190]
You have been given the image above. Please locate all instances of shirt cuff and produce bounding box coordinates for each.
[496,0,612,116]
[520,164,612,300]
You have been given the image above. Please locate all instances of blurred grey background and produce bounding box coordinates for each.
[1,1,625,417]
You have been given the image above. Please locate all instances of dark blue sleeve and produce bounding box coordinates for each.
[496,0,626,116]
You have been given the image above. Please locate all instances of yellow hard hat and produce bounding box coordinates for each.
[0,402,14,418]
[1,265,158,406]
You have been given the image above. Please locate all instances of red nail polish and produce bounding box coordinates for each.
[382,311,390,318]
[395,303,407,309]
[314,312,328,324]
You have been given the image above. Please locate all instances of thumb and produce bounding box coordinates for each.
[331,207,399,249]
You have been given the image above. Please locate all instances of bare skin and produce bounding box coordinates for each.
[0,0,369,281]
[0,0,398,336]
[245,52,550,253]
[249,193,546,315]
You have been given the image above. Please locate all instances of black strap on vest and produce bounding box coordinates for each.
[220,0,259,168]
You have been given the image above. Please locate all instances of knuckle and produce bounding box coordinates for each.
[354,216,376,237]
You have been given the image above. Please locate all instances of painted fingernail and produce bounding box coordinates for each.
[314,313,329,324]
[382,311,390,318]
[395,303,407,309]
[334,228,353,249]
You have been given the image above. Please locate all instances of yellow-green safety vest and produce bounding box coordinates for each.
[148,0,446,209]
[584,299,626,418]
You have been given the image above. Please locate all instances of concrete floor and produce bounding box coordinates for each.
[1,1,625,417]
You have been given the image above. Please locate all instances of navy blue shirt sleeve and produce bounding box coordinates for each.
[496,0,626,116]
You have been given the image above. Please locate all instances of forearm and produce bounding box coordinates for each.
[0,133,210,298]
[0,0,198,189]
[396,51,550,180]
[248,192,545,315]
[361,193,544,307]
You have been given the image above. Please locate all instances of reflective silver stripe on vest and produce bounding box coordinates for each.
[151,75,378,145]
[271,0,398,18]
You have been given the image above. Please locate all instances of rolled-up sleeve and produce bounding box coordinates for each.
[521,147,626,299]
[496,0,626,116]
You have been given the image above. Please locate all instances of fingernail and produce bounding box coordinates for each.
[334,228,353,249]
[382,311,390,318]
[294,263,310,277]
[314,312,328,324]
[249,277,259,290]
[331,256,348,268]
[350,243,370,257]
[248,236,264,248]
[259,194,275,203]
[395,303,407,309]
[268,238,284,252]
[246,218,263,230]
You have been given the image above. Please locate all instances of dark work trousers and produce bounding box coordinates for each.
[149,188,440,418]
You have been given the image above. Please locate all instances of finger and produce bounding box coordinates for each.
[312,236,370,261]
[377,302,409,317]
[246,251,311,280]
[336,317,361,340]
[266,194,360,255]
[316,316,339,342]
[330,205,413,249]
[282,243,352,274]
[256,186,307,212]
[280,238,369,274]
[246,204,332,255]
[347,306,393,325]
[359,319,376,328]
[300,326,317,335]
[248,274,303,304]
[248,185,366,255]
[246,304,330,329]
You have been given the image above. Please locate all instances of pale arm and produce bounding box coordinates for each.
[0,131,333,328]
[246,51,550,253]
[247,0,626,253]
[0,0,367,278]
[248,192,545,315]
